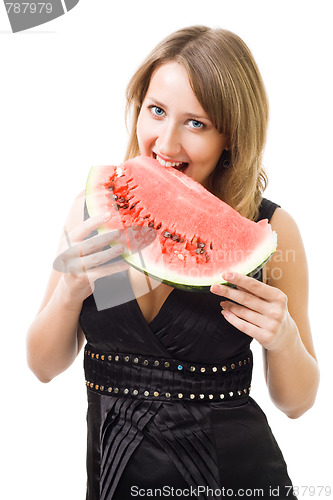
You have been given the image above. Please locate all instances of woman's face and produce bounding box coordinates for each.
[137,61,228,188]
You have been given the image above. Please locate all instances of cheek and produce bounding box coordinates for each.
[208,137,227,164]
[136,114,144,148]
[198,144,223,169]
[136,114,153,153]
[136,132,145,155]
[192,133,225,165]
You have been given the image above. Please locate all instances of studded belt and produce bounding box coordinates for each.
[84,344,253,403]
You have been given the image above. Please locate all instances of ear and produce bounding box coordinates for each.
[221,134,230,151]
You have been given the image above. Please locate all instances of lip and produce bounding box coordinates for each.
[153,151,185,163]
[152,151,189,171]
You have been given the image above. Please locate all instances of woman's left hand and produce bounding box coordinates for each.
[210,272,296,352]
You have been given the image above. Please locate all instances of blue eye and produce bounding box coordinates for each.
[150,105,165,116]
[189,119,204,129]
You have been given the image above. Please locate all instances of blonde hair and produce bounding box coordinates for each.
[125,25,269,220]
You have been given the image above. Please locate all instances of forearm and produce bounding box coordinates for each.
[27,277,84,383]
[265,316,320,419]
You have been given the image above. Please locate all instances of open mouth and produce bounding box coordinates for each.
[153,152,189,173]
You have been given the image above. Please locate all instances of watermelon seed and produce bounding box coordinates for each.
[191,236,198,245]
[210,243,213,250]
[177,254,185,260]
[114,204,119,211]
[130,203,137,209]
[108,185,115,191]
[205,254,210,262]
[122,204,129,209]
[156,224,162,230]
[172,234,180,241]
[110,194,118,200]
[195,248,205,254]
[148,222,154,228]
[163,231,172,238]
[118,197,126,203]
[197,242,205,248]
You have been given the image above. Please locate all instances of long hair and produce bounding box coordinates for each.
[125,25,269,220]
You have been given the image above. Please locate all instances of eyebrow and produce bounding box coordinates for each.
[145,96,209,121]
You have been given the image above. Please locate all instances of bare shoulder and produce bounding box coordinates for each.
[269,207,303,245]
[265,207,317,359]
[266,207,308,286]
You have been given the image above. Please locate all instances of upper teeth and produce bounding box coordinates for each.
[155,155,183,168]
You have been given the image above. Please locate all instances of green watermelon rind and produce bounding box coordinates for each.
[122,238,276,291]
[119,252,275,292]
[85,165,277,291]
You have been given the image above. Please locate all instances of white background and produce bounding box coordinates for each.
[1,1,332,499]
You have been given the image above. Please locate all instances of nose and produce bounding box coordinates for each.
[157,121,182,157]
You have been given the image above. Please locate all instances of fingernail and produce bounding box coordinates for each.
[210,284,222,293]
[222,272,234,280]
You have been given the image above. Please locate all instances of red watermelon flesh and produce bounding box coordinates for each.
[85,156,277,290]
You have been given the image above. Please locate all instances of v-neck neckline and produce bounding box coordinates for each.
[132,287,177,328]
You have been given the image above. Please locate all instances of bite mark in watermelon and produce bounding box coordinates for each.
[85,156,277,291]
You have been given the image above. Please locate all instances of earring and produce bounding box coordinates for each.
[221,149,231,169]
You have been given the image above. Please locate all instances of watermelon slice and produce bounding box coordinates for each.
[85,156,277,291]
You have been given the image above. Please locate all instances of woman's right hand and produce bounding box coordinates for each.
[54,212,129,303]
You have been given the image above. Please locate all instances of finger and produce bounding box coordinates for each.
[221,307,262,340]
[212,282,268,315]
[67,212,115,244]
[56,243,124,274]
[220,301,268,329]
[87,259,130,281]
[119,226,157,254]
[77,229,120,257]
[53,247,76,273]
[235,285,258,297]
[80,244,125,272]
[221,272,277,301]
[55,229,120,269]
[70,223,157,257]
[53,224,156,273]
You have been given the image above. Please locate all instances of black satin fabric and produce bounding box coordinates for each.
[79,198,297,499]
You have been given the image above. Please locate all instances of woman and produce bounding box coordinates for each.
[27,26,319,499]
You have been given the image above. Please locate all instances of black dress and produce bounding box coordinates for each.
[80,198,297,500]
